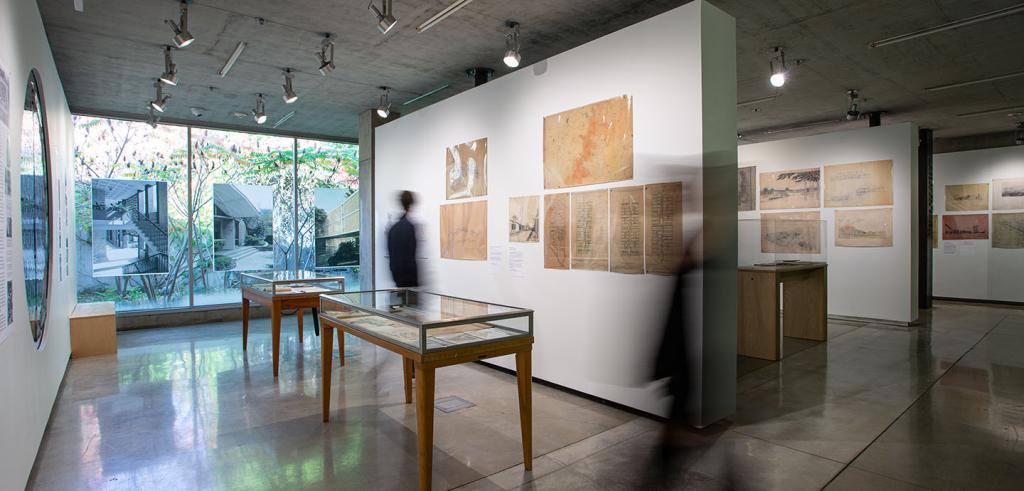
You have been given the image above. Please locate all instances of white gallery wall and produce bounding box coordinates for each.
[934,145,1024,303]
[374,1,737,424]
[738,123,919,324]
[0,1,78,489]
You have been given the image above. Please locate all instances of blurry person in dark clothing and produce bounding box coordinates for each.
[387,191,420,288]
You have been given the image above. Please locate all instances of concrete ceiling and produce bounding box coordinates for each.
[36,0,1024,145]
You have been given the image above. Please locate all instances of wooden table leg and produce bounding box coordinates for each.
[297,308,304,342]
[272,302,282,378]
[414,363,436,491]
[321,325,334,422]
[516,350,533,471]
[337,327,345,367]
[403,358,413,404]
[241,297,250,351]
[313,307,321,337]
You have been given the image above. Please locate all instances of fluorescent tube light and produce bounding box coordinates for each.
[417,0,475,33]
[219,41,247,77]
[869,4,1024,48]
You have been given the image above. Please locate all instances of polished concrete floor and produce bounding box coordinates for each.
[28,301,1024,490]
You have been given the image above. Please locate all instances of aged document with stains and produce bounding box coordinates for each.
[610,186,644,274]
[760,167,821,210]
[445,138,488,199]
[835,208,893,247]
[824,160,893,208]
[992,213,1024,249]
[508,195,540,243]
[944,183,989,211]
[992,177,1024,210]
[440,201,487,260]
[645,182,683,275]
[544,193,570,269]
[738,166,756,212]
[761,211,821,254]
[570,190,609,271]
[543,95,633,189]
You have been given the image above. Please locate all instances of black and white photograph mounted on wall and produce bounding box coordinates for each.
[213,183,274,271]
[314,188,359,268]
[91,178,169,277]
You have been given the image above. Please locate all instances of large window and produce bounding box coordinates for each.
[73,116,359,311]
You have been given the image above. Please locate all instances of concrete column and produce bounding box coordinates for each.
[358,109,399,291]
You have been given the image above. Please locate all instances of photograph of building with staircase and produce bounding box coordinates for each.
[91,179,169,277]
[314,188,359,268]
[213,183,274,271]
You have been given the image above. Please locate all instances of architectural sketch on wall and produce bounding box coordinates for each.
[508,196,540,243]
[835,208,893,247]
[992,177,1024,210]
[932,214,938,249]
[440,200,487,260]
[944,183,989,211]
[91,178,169,276]
[445,137,488,199]
[761,211,821,254]
[543,193,570,269]
[213,183,275,271]
[543,95,633,189]
[824,160,893,207]
[737,166,756,212]
[942,214,989,240]
[992,213,1024,249]
[760,167,820,210]
[610,186,644,274]
[570,190,609,271]
[645,182,683,275]
[314,188,359,267]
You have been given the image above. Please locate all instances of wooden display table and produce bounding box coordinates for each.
[240,271,345,377]
[70,302,117,358]
[738,262,827,360]
[319,290,534,491]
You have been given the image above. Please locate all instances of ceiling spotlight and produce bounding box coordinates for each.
[846,89,861,121]
[146,106,160,129]
[769,47,787,88]
[369,0,397,34]
[376,86,391,118]
[149,80,170,113]
[159,46,177,85]
[317,35,336,76]
[252,93,267,124]
[1016,122,1024,146]
[165,1,195,48]
[503,21,521,68]
[282,69,298,104]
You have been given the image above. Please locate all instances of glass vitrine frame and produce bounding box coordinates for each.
[21,68,53,348]
[239,270,345,296]
[319,289,534,354]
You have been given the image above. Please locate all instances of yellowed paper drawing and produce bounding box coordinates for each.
[445,138,487,199]
[824,160,893,207]
[945,183,989,211]
[570,190,609,271]
[543,95,633,189]
[761,211,821,254]
[610,186,644,274]
[760,167,820,210]
[835,208,893,247]
[544,194,570,269]
[440,201,487,260]
[645,182,683,275]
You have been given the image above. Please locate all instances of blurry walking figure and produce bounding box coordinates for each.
[387,191,420,288]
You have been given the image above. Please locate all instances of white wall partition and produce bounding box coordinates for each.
[374,1,737,424]
[738,123,919,324]
[934,145,1024,303]
[0,1,77,489]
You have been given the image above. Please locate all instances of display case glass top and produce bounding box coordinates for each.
[320,289,533,353]
[240,270,345,295]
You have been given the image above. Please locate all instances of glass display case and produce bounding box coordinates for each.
[319,290,533,353]
[240,270,345,296]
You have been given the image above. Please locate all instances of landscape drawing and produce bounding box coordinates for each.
[760,167,821,210]
[761,211,821,254]
[992,213,1024,249]
[543,193,570,269]
[945,183,989,211]
[543,95,633,189]
[508,195,540,243]
[445,137,488,199]
[738,166,756,212]
[835,208,893,247]
[992,177,1024,210]
[440,201,487,260]
[942,214,989,240]
[824,160,893,208]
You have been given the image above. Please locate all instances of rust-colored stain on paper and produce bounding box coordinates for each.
[544,95,633,189]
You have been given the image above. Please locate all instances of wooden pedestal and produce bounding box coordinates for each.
[70,302,118,358]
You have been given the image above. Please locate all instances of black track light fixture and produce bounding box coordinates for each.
[165,1,195,48]
[369,0,397,34]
